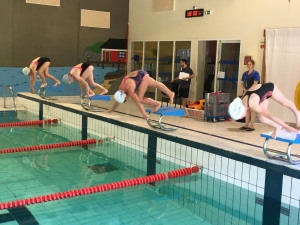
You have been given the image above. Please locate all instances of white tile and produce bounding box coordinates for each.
[221,157,229,176]
[179,144,187,163]
[227,177,234,185]
[234,179,242,187]
[215,155,222,174]
[202,167,209,175]
[156,138,163,153]
[249,184,256,193]
[281,196,291,205]
[208,153,216,171]
[215,172,221,180]
[202,151,210,170]
[162,140,175,157]
[220,174,228,183]
[242,163,250,183]
[185,146,192,167]
[241,181,249,190]
[290,199,300,208]
[195,149,203,167]
[249,165,258,186]
[257,187,264,195]
[208,170,215,177]
[227,159,236,178]
[282,175,292,198]
[291,178,300,200]
[235,161,243,180]
[257,168,265,188]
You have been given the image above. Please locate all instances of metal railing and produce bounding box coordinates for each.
[4,85,17,112]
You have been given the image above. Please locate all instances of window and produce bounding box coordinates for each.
[119,51,126,58]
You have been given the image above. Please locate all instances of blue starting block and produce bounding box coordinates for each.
[38,86,62,100]
[81,95,111,112]
[145,107,185,131]
[260,131,300,165]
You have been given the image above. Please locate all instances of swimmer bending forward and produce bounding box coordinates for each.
[229,82,300,139]
[107,70,175,118]
[22,57,60,93]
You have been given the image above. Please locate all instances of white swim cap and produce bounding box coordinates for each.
[62,74,71,84]
[114,90,126,104]
[228,97,246,120]
[22,67,30,76]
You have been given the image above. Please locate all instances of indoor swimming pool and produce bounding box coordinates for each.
[0,109,298,225]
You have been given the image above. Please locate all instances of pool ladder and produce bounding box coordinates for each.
[4,85,17,112]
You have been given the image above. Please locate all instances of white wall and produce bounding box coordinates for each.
[129,0,300,111]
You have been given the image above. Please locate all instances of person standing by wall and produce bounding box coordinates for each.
[171,59,195,109]
[240,59,261,131]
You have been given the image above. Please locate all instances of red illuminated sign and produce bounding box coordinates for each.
[185,9,204,18]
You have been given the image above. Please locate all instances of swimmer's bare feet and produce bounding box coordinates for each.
[40,83,47,88]
[30,88,35,94]
[169,92,175,105]
[53,81,61,86]
[285,125,298,134]
[152,103,161,112]
[89,93,95,98]
[100,89,108,95]
[271,125,282,139]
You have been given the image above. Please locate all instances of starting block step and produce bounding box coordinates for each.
[146,107,185,131]
[81,95,111,112]
[38,86,62,100]
[89,95,111,101]
[145,107,185,117]
[260,130,300,165]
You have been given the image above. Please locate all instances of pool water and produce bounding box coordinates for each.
[0,110,296,225]
[0,111,207,225]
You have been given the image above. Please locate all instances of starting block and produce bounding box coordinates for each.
[38,86,62,100]
[81,95,111,112]
[146,107,185,131]
[260,130,300,165]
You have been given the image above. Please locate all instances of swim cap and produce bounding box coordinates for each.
[22,67,30,76]
[62,74,71,84]
[228,97,246,120]
[114,90,126,104]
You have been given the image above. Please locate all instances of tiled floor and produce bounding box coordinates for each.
[17,93,300,170]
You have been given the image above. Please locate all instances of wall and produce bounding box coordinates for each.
[128,0,300,105]
[0,0,129,67]
[0,67,117,97]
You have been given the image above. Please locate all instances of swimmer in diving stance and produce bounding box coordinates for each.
[107,70,175,119]
[229,82,300,139]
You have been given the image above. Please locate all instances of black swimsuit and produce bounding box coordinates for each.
[72,63,91,76]
[80,63,90,76]
[243,82,274,106]
[36,57,50,70]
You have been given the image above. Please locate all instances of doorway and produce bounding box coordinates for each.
[196,40,217,100]
[105,52,110,62]
[216,41,241,101]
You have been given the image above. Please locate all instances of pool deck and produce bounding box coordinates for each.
[13,92,300,170]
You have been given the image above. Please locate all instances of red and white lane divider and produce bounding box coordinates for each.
[0,139,97,155]
[0,166,201,210]
[0,119,59,128]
